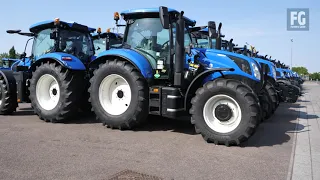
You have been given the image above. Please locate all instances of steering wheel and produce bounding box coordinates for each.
[161,40,170,50]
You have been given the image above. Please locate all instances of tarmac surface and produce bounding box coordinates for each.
[0,81,318,180]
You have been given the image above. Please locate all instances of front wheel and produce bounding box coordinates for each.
[190,79,260,146]
[89,59,149,129]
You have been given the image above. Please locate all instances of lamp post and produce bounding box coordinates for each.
[291,38,293,69]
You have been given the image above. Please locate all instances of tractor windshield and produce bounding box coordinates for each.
[93,38,106,56]
[191,31,216,49]
[125,18,171,69]
[125,17,192,69]
[93,36,123,56]
[58,30,94,62]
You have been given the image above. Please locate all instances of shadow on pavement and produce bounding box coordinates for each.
[242,102,317,147]
[132,115,196,135]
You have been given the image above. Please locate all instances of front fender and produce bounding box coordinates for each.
[184,68,234,111]
[91,49,153,79]
[35,52,86,70]
[203,70,260,84]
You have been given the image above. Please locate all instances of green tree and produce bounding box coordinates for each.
[292,66,309,75]
[310,72,320,80]
[0,52,9,67]
[9,46,16,59]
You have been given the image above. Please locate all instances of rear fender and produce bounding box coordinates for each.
[32,52,86,70]
[90,49,154,79]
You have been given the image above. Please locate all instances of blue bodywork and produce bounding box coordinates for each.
[283,69,292,78]
[276,68,285,79]
[191,27,261,83]
[94,49,154,79]
[34,53,86,70]
[253,57,277,80]
[198,48,261,82]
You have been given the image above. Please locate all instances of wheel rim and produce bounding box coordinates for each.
[99,74,131,116]
[36,74,60,111]
[203,94,242,133]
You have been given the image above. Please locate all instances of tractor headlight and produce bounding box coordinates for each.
[226,55,252,75]
[251,62,261,80]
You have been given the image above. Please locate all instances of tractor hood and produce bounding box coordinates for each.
[193,48,261,82]
[189,48,261,82]
[253,57,277,80]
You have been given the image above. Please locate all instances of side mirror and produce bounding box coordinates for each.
[6,30,21,34]
[218,23,222,33]
[208,21,217,38]
[159,6,169,29]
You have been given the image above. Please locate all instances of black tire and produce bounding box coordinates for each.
[287,85,300,103]
[88,59,149,129]
[29,62,84,123]
[0,77,17,115]
[259,89,272,121]
[190,79,260,146]
[78,83,94,117]
[265,82,278,113]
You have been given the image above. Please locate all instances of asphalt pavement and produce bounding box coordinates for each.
[1,83,314,180]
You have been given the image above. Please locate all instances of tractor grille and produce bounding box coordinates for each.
[107,169,163,180]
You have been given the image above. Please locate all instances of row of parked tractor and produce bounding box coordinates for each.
[0,6,304,146]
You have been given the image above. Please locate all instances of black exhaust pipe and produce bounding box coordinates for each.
[174,11,185,87]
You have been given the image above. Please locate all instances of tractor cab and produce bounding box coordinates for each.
[91,30,124,57]
[118,8,196,71]
[7,18,96,69]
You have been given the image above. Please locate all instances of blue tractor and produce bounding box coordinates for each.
[0,19,97,121]
[272,61,301,103]
[87,7,261,146]
[189,24,274,121]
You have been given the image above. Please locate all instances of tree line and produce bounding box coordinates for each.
[291,66,320,80]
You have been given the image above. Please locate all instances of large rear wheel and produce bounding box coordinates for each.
[190,79,260,146]
[89,59,149,129]
[29,62,84,122]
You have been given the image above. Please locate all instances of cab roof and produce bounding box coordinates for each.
[29,20,96,33]
[120,8,196,26]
